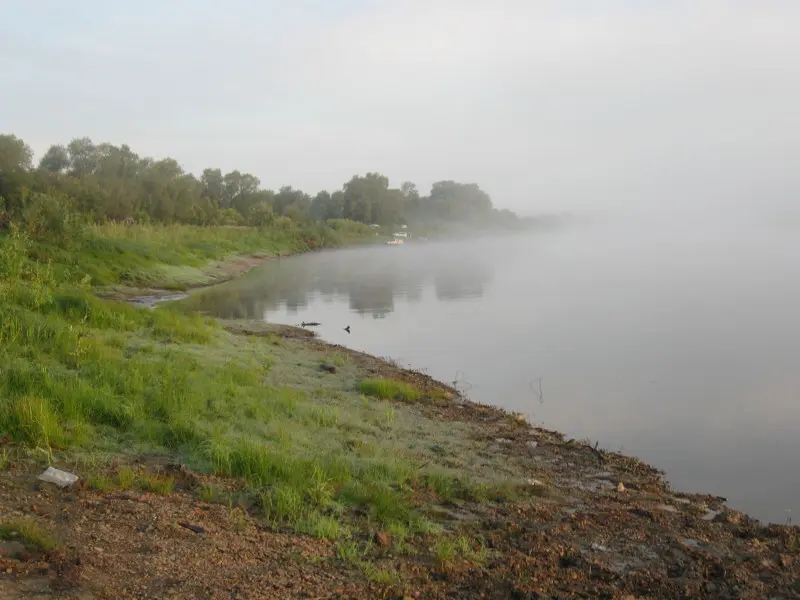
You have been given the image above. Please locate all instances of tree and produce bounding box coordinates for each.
[95,143,140,179]
[67,137,99,176]
[222,170,260,212]
[0,134,34,172]
[283,202,309,223]
[310,190,344,221]
[329,191,345,220]
[428,181,493,222]
[248,201,274,227]
[273,186,310,216]
[342,173,389,223]
[372,188,404,226]
[39,145,71,173]
[200,168,225,208]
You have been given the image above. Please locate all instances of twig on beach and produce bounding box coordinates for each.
[585,440,605,465]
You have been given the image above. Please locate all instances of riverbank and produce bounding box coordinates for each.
[1,232,799,598]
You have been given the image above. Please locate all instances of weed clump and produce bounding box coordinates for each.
[359,379,420,403]
[0,517,60,551]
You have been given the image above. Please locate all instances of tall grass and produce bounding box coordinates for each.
[0,227,421,537]
[360,379,421,403]
[15,219,367,289]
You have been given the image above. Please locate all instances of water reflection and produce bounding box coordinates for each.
[185,243,495,320]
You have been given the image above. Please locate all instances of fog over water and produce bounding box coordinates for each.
[187,207,800,524]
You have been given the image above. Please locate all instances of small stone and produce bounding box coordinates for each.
[374,531,391,547]
[617,482,626,493]
[527,441,538,449]
[527,478,546,487]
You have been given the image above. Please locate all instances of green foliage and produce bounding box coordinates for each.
[433,536,487,565]
[115,466,137,489]
[359,379,421,403]
[0,448,11,471]
[0,517,60,551]
[140,474,175,495]
[247,201,274,227]
[2,132,518,234]
[22,192,84,247]
[0,134,34,171]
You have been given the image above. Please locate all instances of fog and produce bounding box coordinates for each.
[3,1,799,213]
[186,208,800,523]
[3,1,799,522]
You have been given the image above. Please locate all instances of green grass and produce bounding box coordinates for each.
[88,474,112,490]
[434,535,487,565]
[359,379,421,403]
[0,517,61,551]
[336,540,369,562]
[140,474,175,495]
[116,465,137,489]
[359,562,399,585]
[0,225,527,545]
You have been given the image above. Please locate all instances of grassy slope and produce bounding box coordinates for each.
[25,220,378,291]
[0,224,521,550]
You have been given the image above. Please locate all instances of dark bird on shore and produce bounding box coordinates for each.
[344,326,350,333]
[301,321,321,327]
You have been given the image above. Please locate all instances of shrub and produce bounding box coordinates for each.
[22,192,84,247]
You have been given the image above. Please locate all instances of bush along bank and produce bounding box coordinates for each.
[0,230,799,599]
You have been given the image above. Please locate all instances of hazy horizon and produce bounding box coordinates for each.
[3,1,799,213]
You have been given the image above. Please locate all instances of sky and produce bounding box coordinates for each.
[2,1,799,214]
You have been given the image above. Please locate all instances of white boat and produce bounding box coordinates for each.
[386,238,404,245]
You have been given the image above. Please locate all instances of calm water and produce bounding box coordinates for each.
[187,211,800,524]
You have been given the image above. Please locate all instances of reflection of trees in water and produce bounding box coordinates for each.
[187,247,494,320]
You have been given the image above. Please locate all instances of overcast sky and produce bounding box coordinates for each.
[2,1,799,213]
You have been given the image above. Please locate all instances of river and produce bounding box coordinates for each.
[185,209,800,524]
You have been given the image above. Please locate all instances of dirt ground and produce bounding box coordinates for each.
[2,327,799,599]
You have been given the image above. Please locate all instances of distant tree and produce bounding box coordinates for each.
[343,173,389,223]
[310,190,345,221]
[38,145,71,173]
[223,170,260,214]
[401,181,419,202]
[0,134,34,172]
[67,137,99,176]
[372,188,404,225]
[273,186,310,216]
[428,181,493,222]
[310,191,331,221]
[0,131,519,231]
[329,191,345,220]
[247,201,274,227]
[200,168,225,208]
[283,202,310,223]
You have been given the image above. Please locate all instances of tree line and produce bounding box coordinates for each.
[0,133,518,233]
